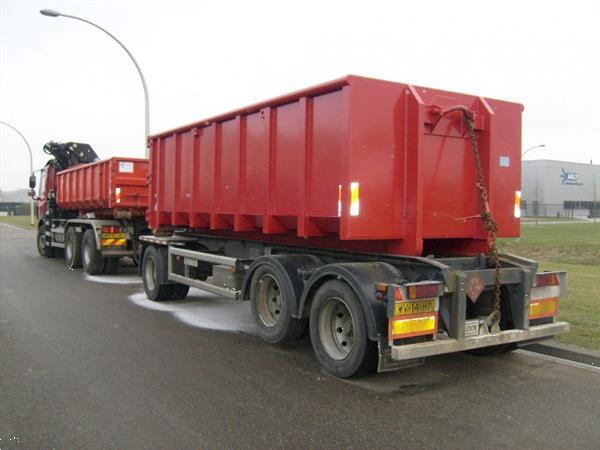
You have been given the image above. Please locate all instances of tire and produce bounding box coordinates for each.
[37,226,55,258]
[142,246,189,301]
[103,257,119,274]
[309,280,377,378]
[65,227,82,269]
[250,264,306,344]
[466,343,518,356]
[81,229,105,275]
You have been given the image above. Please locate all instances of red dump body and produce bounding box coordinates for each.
[56,157,148,214]
[149,75,523,256]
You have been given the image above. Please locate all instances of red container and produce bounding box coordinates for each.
[149,75,523,256]
[57,157,148,214]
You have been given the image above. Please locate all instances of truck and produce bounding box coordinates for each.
[32,141,148,275]
[34,76,569,378]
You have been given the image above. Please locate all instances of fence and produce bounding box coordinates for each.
[521,201,600,219]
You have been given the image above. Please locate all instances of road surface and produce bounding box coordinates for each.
[1,224,599,449]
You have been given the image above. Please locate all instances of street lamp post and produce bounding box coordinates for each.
[0,121,35,226]
[40,9,150,157]
[522,144,546,157]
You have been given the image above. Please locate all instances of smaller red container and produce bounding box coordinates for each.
[56,157,148,214]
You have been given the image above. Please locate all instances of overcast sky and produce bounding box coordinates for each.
[1,0,599,190]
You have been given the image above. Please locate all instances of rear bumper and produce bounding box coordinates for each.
[391,322,570,360]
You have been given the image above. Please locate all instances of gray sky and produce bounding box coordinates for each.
[1,0,599,190]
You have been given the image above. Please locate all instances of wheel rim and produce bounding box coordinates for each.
[256,273,282,328]
[144,256,157,291]
[318,296,355,360]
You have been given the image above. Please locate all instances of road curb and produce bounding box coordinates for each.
[521,339,600,368]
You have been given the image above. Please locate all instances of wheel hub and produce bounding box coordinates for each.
[318,297,355,360]
[256,274,282,328]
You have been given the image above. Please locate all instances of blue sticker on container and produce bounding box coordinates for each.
[499,156,510,167]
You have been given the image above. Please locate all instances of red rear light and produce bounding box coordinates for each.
[536,273,559,287]
[102,226,122,234]
[407,283,441,299]
[395,287,404,301]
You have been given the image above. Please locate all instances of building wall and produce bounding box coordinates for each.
[522,160,600,204]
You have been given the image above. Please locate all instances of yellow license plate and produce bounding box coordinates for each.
[394,299,436,316]
[102,232,125,239]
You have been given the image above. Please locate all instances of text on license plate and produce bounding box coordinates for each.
[394,299,436,316]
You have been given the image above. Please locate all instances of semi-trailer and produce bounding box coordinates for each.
[32,141,148,275]
[34,75,569,378]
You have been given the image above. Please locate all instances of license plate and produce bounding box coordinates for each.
[394,299,436,316]
[464,319,479,337]
[102,232,125,239]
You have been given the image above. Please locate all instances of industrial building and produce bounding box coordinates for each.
[521,160,600,217]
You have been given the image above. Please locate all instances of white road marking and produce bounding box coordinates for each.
[0,222,30,231]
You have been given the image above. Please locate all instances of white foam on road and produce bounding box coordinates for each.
[84,274,141,285]
[128,288,256,335]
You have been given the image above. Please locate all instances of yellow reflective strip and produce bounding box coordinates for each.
[102,239,114,246]
[115,239,127,246]
[391,315,436,336]
[530,298,558,318]
[350,182,359,216]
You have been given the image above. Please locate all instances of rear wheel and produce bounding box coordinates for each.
[142,246,189,301]
[65,227,82,269]
[82,229,105,275]
[250,264,306,344]
[309,280,377,378]
[37,227,55,258]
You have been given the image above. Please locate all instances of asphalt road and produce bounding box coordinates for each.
[1,224,599,449]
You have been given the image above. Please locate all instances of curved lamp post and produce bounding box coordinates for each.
[522,144,546,157]
[40,9,150,156]
[0,121,35,225]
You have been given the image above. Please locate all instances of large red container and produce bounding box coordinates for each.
[149,75,523,256]
[57,157,148,214]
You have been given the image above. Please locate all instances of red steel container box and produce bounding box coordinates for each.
[148,75,523,256]
[57,157,148,213]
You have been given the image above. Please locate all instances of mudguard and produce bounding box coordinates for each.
[298,262,405,341]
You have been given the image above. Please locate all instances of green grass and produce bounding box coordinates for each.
[0,215,36,228]
[499,223,600,350]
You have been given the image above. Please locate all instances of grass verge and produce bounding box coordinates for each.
[0,215,36,228]
[500,223,600,350]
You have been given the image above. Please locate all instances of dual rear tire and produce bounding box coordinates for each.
[249,266,376,378]
[142,245,189,301]
[65,228,120,275]
[309,280,377,378]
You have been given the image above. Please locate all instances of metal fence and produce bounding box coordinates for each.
[521,201,600,219]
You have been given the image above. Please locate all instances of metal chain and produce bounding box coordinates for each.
[464,115,502,326]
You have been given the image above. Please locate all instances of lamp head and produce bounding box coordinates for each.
[40,9,61,17]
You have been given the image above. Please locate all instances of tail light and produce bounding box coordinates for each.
[535,272,560,287]
[388,282,443,341]
[530,271,565,321]
[115,186,122,204]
